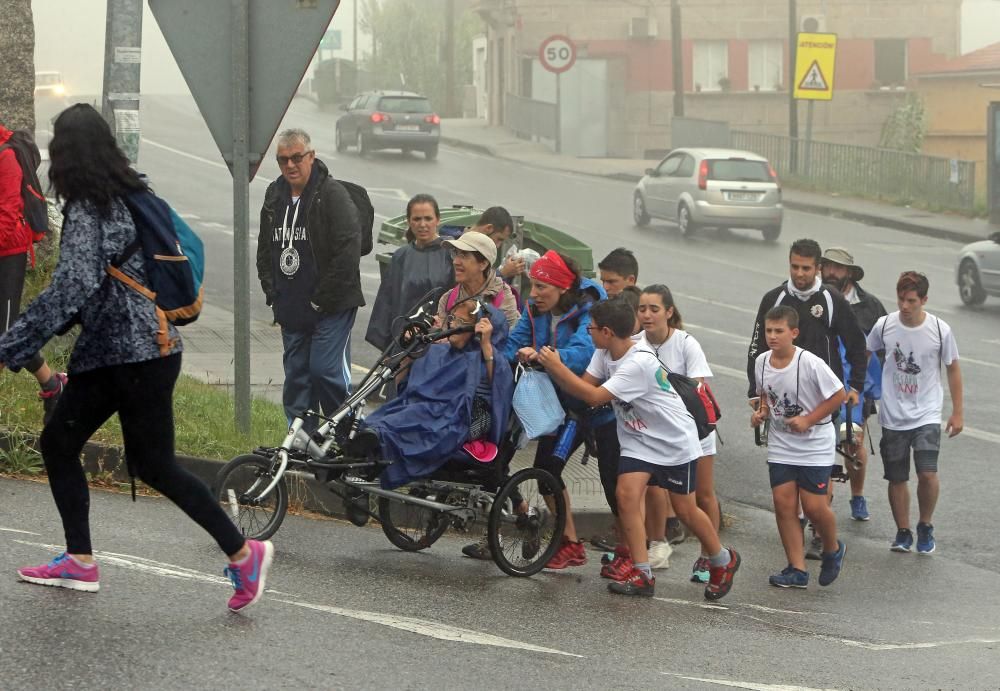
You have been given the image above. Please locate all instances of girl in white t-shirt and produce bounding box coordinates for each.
[638,285,721,584]
[751,306,847,589]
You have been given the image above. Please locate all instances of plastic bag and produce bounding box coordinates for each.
[512,366,565,439]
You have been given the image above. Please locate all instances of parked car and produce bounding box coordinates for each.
[633,148,783,241]
[335,90,441,160]
[956,231,1000,306]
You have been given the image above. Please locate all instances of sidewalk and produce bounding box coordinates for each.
[440,118,997,245]
[180,303,617,537]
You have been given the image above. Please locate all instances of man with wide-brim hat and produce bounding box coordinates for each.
[820,246,888,523]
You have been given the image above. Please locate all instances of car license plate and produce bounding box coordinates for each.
[726,191,760,202]
[397,125,420,132]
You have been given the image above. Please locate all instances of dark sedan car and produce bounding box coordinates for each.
[335,90,441,160]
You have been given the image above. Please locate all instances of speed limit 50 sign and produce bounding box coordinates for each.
[539,35,576,74]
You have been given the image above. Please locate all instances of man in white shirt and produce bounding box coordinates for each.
[866,271,963,555]
[538,299,740,600]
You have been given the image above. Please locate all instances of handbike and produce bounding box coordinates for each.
[213,295,566,577]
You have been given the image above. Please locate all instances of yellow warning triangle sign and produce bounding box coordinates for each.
[798,60,828,91]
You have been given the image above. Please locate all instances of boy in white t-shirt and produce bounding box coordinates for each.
[865,271,963,555]
[752,306,848,589]
[538,299,740,600]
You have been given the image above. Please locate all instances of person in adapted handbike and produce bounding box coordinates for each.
[345,297,515,499]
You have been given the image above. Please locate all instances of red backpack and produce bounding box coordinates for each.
[0,129,48,243]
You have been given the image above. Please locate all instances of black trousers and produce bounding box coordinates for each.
[534,416,621,515]
[39,354,246,556]
[0,253,43,372]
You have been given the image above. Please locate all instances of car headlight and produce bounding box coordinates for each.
[53,85,65,95]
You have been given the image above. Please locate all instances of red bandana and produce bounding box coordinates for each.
[529,250,575,290]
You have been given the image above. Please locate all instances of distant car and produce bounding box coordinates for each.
[956,231,1000,306]
[633,148,783,241]
[335,90,441,160]
[34,70,67,99]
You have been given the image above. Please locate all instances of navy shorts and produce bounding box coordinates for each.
[768,463,833,495]
[619,456,698,495]
[880,424,941,482]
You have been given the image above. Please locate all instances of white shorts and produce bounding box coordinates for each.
[699,430,717,458]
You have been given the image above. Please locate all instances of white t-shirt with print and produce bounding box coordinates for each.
[586,342,702,467]
[866,312,959,431]
[639,330,717,456]
[753,347,843,466]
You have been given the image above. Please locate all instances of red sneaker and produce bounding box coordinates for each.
[607,567,655,597]
[704,547,741,601]
[545,537,587,569]
[599,545,633,581]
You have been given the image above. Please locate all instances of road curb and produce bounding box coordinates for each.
[441,132,984,244]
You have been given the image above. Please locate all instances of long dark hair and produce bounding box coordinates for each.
[404,193,440,243]
[641,284,684,329]
[48,103,147,216]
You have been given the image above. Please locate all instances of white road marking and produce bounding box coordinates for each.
[957,425,1000,445]
[0,527,40,535]
[178,212,201,220]
[685,322,749,344]
[674,291,758,316]
[708,363,747,381]
[12,538,577,658]
[654,597,822,617]
[661,673,840,691]
[275,599,582,657]
[367,187,409,201]
[201,221,229,230]
[985,339,1000,346]
[961,356,1000,370]
[141,137,270,187]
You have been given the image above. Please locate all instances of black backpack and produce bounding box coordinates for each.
[336,179,374,256]
[644,351,722,440]
[0,129,48,241]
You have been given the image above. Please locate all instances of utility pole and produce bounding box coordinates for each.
[100,0,143,163]
[671,0,684,117]
[353,0,359,93]
[788,0,799,171]
[443,0,456,117]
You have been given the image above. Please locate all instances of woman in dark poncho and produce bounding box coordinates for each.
[365,194,454,350]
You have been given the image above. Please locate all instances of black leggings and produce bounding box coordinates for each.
[0,253,44,372]
[534,417,621,515]
[39,354,246,556]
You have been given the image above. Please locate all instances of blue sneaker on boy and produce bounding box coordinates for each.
[818,540,846,586]
[769,565,809,589]
[916,523,936,554]
[891,528,914,553]
[849,495,870,521]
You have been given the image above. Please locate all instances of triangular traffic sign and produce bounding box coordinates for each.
[798,60,828,91]
[149,0,341,179]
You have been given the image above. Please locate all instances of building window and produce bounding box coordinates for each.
[693,41,728,92]
[749,40,783,91]
[874,39,907,86]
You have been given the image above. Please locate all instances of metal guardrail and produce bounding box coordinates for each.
[731,131,977,213]
[505,92,557,141]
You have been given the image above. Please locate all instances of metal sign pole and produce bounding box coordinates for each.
[232,0,252,434]
[804,100,815,177]
[556,72,562,154]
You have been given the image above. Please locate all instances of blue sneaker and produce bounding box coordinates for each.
[891,529,914,552]
[849,496,870,521]
[916,523,936,554]
[769,565,809,589]
[818,540,846,586]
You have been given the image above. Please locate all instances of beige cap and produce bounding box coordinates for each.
[443,230,497,264]
[821,247,864,281]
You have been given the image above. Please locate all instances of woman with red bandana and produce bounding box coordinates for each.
[497,250,614,571]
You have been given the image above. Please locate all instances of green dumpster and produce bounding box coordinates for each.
[375,206,595,284]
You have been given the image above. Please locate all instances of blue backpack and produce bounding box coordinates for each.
[109,191,204,338]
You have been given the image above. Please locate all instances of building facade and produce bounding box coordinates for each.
[474,0,962,157]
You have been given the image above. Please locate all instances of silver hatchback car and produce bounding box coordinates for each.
[956,231,1000,306]
[633,148,783,241]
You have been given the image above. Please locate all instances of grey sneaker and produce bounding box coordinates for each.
[805,524,823,561]
[666,520,688,545]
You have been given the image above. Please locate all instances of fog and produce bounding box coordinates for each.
[31,0,363,97]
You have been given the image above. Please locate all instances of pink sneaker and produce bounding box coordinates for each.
[18,553,100,592]
[225,540,274,612]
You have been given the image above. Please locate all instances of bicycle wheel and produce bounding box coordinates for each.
[215,454,289,541]
[488,468,566,577]
[378,487,450,552]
